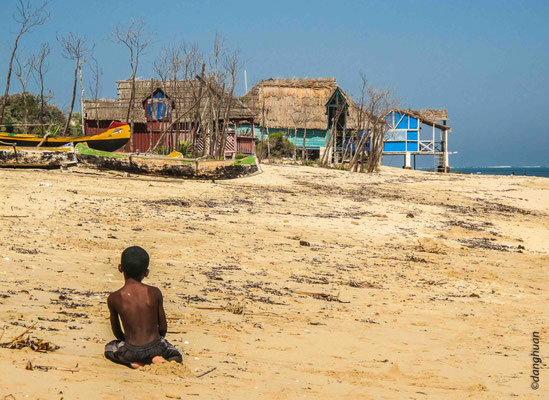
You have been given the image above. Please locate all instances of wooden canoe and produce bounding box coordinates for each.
[0,121,130,152]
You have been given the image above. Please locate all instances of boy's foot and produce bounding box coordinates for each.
[130,362,144,369]
[152,356,167,364]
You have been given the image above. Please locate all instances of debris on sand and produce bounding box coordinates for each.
[457,238,515,252]
[194,300,245,315]
[2,335,59,352]
[140,361,194,378]
[25,360,78,372]
[294,290,350,303]
[1,324,59,352]
[196,366,217,378]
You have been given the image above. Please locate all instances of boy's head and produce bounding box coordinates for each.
[120,246,149,280]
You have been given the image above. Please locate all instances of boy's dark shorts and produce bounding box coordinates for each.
[104,337,182,367]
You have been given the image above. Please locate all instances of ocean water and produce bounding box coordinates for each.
[450,166,549,178]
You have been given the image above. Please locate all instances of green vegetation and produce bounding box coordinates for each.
[2,93,67,135]
[235,152,246,160]
[177,140,193,157]
[70,112,84,137]
[153,141,194,157]
[153,144,170,155]
[75,143,126,158]
[233,154,256,166]
[256,132,295,159]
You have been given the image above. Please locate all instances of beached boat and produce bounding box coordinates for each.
[75,143,259,179]
[0,121,130,152]
[0,143,77,169]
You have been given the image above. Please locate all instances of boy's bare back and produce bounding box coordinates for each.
[108,281,167,346]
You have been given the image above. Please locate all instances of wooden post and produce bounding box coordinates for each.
[442,129,449,172]
[404,152,411,169]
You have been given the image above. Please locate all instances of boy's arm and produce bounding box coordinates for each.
[157,288,168,337]
[107,294,125,340]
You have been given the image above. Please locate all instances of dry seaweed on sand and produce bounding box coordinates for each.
[457,237,516,252]
[194,299,245,315]
[2,335,60,352]
[1,323,59,352]
[294,290,350,303]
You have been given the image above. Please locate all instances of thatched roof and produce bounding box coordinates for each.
[84,79,254,124]
[394,108,450,130]
[241,78,339,130]
[399,109,448,124]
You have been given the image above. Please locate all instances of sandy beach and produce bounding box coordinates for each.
[0,164,547,399]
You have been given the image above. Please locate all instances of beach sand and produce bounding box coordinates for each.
[0,164,547,399]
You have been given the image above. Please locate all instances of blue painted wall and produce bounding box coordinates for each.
[383,111,420,153]
[280,128,327,148]
[242,123,328,148]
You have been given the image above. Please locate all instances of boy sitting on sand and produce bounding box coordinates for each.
[104,246,182,368]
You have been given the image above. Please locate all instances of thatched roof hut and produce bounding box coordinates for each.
[399,108,448,124]
[84,79,254,124]
[242,78,343,130]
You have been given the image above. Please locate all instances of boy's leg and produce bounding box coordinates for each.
[160,338,183,363]
[105,340,140,368]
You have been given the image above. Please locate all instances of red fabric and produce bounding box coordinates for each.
[108,121,129,129]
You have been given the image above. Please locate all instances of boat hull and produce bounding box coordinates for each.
[75,143,259,179]
[0,122,130,152]
[0,145,77,169]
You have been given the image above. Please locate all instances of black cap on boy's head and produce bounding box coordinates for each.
[121,246,149,279]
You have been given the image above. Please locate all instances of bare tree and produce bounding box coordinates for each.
[78,44,95,136]
[301,104,312,164]
[31,43,50,133]
[0,0,49,124]
[338,77,366,168]
[87,55,102,133]
[258,98,267,162]
[199,34,242,159]
[289,106,303,162]
[149,45,205,154]
[150,47,173,152]
[320,103,345,166]
[217,50,241,158]
[58,32,88,136]
[113,18,154,151]
[13,53,35,133]
[348,77,394,173]
[150,45,194,153]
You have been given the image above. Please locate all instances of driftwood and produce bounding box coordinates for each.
[196,367,216,378]
[294,290,350,303]
[25,360,79,372]
[4,323,37,343]
[193,302,244,315]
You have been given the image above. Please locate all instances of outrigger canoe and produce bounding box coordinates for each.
[0,121,130,152]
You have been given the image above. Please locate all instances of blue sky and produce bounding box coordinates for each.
[1,0,548,167]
